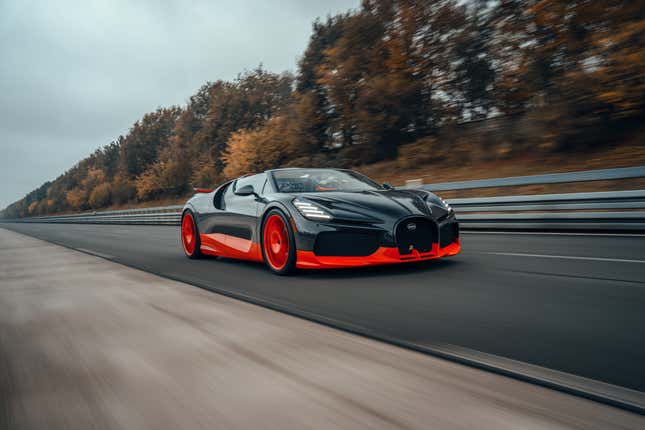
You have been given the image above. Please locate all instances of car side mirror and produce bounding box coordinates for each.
[382,182,393,190]
[235,184,256,196]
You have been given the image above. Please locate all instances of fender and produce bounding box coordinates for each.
[182,202,197,215]
[260,200,297,226]
[254,200,296,247]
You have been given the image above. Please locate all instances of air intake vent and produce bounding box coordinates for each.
[314,231,380,257]
[440,222,459,248]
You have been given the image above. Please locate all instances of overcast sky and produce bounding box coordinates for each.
[0,0,358,209]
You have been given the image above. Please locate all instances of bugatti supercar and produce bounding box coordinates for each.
[181,168,460,274]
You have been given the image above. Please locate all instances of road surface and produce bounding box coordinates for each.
[2,227,644,429]
[3,223,645,394]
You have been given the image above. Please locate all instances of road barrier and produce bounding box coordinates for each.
[4,166,645,231]
[10,205,184,226]
[420,166,645,191]
[445,190,645,231]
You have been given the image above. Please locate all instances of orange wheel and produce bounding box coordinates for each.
[262,211,295,274]
[181,211,201,258]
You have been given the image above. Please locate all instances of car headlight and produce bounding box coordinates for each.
[439,197,452,212]
[428,196,452,213]
[293,199,332,221]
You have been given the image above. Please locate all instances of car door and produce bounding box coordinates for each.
[199,173,267,260]
[226,173,266,241]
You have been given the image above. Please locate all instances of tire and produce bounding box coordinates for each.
[261,209,297,275]
[181,210,202,259]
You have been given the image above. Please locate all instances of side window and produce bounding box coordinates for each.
[221,182,236,209]
[262,177,273,194]
[234,173,267,195]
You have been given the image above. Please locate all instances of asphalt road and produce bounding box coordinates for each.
[6,228,644,429]
[3,223,645,393]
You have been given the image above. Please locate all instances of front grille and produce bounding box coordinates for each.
[314,231,380,257]
[395,217,437,255]
[439,222,459,248]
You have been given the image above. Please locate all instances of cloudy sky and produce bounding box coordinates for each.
[0,0,358,209]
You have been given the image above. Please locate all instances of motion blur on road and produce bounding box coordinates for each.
[5,223,645,391]
[1,0,645,428]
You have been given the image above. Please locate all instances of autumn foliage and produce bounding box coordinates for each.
[4,0,644,218]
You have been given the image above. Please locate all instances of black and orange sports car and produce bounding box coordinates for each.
[181,168,460,274]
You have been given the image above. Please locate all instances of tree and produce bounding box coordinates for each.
[89,183,112,208]
[185,68,293,186]
[66,188,88,211]
[5,0,643,218]
[118,107,181,178]
[222,115,296,178]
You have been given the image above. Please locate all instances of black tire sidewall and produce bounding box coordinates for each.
[261,209,296,275]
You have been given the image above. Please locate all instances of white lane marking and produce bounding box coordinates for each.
[482,252,645,264]
[463,231,645,237]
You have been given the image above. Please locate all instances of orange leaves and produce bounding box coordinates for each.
[222,115,296,179]
[89,183,112,208]
[27,201,39,215]
[65,188,88,210]
[222,129,262,180]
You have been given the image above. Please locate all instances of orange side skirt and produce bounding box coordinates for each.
[200,233,263,262]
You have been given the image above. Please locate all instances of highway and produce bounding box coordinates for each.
[3,223,645,395]
[5,227,644,429]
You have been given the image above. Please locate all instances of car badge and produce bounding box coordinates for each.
[406,222,416,231]
[409,244,414,251]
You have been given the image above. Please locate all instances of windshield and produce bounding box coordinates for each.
[271,169,381,193]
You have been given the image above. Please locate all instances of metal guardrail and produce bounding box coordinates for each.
[421,166,645,191]
[458,212,645,231]
[12,207,183,226]
[444,190,645,231]
[25,204,184,218]
[3,167,645,231]
[448,190,645,212]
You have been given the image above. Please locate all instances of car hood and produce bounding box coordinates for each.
[295,189,447,223]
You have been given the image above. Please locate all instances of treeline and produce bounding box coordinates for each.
[4,0,644,218]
